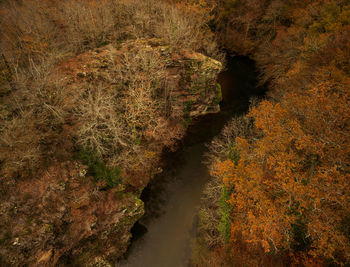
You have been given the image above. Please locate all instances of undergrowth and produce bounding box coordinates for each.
[76,150,122,188]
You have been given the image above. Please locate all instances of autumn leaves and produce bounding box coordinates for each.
[209,0,350,265]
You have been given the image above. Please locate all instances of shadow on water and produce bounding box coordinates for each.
[118,55,265,267]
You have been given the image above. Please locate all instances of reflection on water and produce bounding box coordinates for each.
[118,55,264,267]
[120,144,209,267]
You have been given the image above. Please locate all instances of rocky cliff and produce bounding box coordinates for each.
[0,38,222,266]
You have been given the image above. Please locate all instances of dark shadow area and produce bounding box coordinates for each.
[121,54,266,266]
[182,54,265,146]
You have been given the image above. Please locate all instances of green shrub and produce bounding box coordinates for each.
[227,145,240,165]
[76,150,122,188]
[218,186,233,243]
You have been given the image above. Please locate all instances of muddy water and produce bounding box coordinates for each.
[119,55,263,267]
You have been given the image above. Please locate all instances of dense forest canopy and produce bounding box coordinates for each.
[0,0,349,266]
[198,0,350,266]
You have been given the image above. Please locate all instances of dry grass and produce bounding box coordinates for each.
[0,109,42,179]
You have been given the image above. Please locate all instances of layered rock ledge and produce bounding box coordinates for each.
[0,39,222,266]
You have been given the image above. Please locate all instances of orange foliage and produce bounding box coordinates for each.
[211,0,350,265]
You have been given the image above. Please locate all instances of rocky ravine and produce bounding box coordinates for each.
[0,39,222,266]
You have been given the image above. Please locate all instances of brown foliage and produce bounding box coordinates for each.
[0,0,223,265]
[206,0,350,265]
[0,0,221,180]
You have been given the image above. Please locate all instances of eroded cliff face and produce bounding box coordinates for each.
[2,161,143,266]
[0,39,222,266]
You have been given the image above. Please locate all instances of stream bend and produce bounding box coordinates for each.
[119,55,264,267]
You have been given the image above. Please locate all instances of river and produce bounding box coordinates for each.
[118,55,264,267]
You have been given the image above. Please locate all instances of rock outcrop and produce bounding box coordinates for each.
[0,39,222,266]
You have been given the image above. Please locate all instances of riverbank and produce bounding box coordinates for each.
[120,55,265,266]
